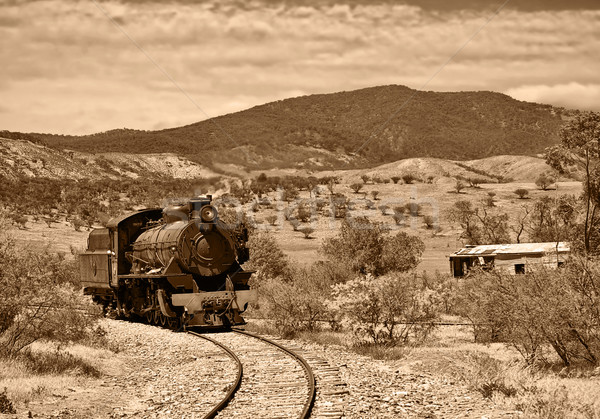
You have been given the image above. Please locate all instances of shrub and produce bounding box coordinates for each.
[515,188,529,199]
[297,203,312,223]
[0,227,101,357]
[350,183,363,194]
[245,232,290,283]
[290,219,301,231]
[0,388,15,414]
[360,174,370,184]
[378,205,389,215]
[330,273,437,345]
[265,215,278,226]
[423,215,435,229]
[455,179,466,194]
[330,194,348,219]
[299,226,314,239]
[405,202,421,216]
[402,174,416,184]
[259,265,334,337]
[392,211,404,226]
[371,190,380,200]
[322,217,424,276]
[452,260,600,366]
[535,174,555,191]
[391,176,401,184]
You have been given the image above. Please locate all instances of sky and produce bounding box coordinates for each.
[1,0,599,135]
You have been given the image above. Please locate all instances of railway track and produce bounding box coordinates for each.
[189,329,316,419]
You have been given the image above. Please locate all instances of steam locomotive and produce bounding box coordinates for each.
[79,196,256,329]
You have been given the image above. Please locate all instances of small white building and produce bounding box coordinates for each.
[449,242,570,277]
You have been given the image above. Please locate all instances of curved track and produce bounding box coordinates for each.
[189,329,316,419]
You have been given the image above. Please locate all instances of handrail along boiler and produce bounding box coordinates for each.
[79,195,256,328]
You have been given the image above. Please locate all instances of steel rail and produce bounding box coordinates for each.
[232,328,316,419]
[187,331,243,419]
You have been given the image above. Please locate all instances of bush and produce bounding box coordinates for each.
[299,226,314,239]
[402,174,416,184]
[405,202,421,216]
[452,260,600,366]
[0,388,15,414]
[371,190,380,200]
[455,179,466,194]
[245,232,290,283]
[515,188,529,199]
[391,176,401,184]
[0,226,101,357]
[485,191,496,207]
[423,215,435,229]
[259,265,334,337]
[535,174,555,191]
[350,183,363,194]
[322,217,424,276]
[329,273,437,345]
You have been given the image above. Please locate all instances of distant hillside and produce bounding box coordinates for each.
[0,137,221,182]
[11,85,574,170]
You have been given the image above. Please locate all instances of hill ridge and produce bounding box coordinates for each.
[4,85,576,171]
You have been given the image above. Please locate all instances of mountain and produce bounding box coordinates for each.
[10,85,574,171]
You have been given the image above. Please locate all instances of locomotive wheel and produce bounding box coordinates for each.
[167,317,179,330]
[159,313,167,327]
[152,310,160,325]
[144,310,153,324]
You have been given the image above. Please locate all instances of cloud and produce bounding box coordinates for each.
[0,1,599,134]
[506,83,600,111]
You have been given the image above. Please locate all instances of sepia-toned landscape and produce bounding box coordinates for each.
[2,0,600,418]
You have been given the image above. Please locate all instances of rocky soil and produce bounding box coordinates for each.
[4,319,521,419]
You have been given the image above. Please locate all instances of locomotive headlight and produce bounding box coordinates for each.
[200,205,217,223]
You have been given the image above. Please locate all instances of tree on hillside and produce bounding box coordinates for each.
[545,112,600,253]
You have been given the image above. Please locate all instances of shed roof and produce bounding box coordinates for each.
[451,242,569,257]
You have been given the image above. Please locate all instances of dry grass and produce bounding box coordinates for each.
[0,341,116,408]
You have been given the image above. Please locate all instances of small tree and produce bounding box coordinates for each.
[391,176,401,184]
[485,191,496,207]
[246,232,290,281]
[535,174,554,191]
[423,215,435,229]
[350,183,363,194]
[514,188,529,199]
[265,215,278,226]
[360,174,370,184]
[299,227,314,239]
[290,219,301,231]
[454,180,466,194]
[405,202,421,217]
[392,210,403,226]
[371,190,380,201]
[402,174,415,184]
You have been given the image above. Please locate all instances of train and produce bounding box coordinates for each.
[79,195,256,329]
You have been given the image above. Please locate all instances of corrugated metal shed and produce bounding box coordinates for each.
[451,242,569,257]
